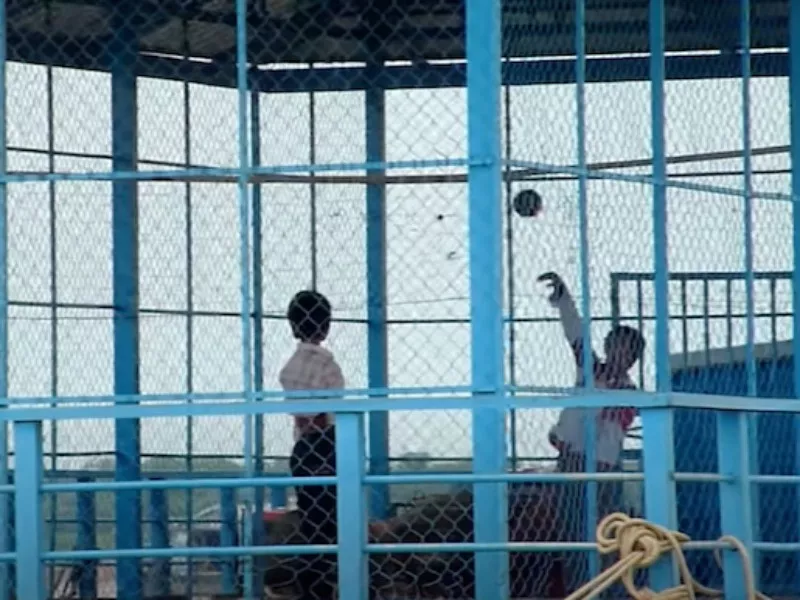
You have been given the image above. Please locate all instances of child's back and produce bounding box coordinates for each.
[280,290,344,439]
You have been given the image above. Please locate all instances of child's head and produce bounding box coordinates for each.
[287,290,332,343]
[603,325,645,372]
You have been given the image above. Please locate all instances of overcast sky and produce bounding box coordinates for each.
[2,62,794,465]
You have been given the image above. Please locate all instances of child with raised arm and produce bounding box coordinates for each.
[538,272,645,594]
[538,271,644,474]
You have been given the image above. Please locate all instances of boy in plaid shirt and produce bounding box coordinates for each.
[280,290,343,599]
[280,290,345,440]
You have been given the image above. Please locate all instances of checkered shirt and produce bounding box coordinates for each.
[279,342,345,439]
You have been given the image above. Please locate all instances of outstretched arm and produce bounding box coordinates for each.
[538,272,601,376]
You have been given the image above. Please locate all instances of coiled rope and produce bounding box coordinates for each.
[565,513,771,600]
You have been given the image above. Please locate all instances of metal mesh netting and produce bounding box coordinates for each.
[2,0,798,598]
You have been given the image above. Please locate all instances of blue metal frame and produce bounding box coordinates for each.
[0,0,792,598]
[249,77,267,599]
[465,0,508,598]
[234,0,256,598]
[337,412,368,600]
[15,421,45,600]
[739,0,762,588]
[365,77,390,520]
[181,49,196,597]
[574,0,599,580]
[3,51,791,94]
[641,0,678,591]
[0,0,9,595]
[8,393,800,599]
[790,0,800,590]
[109,6,142,597]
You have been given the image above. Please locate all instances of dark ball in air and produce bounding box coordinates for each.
[512,189,543,218]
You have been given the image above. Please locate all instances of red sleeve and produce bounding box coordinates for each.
[599,407,637,430]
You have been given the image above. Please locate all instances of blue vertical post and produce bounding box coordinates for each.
[249,76,267,599]
[575,0,599,580]
[643,0,676,591]
[148,484,170,597]
[502,83,519,471]
[465,0,508,598]
[234,0,256,597]
[336,412,367,600]
[46,61,59,598]
[110,4,142,598]
[76,479,97,599]
[0,0,9,595]
[181,62,196,600]
[789,0,800,589]
[14,421,45,600]
[365,74,390,520]
[739,0,761,588]
[717,411,753,599]
[220,488,238,595]
[271,485,286,508]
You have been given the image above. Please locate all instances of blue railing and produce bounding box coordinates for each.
[2,390,794,600]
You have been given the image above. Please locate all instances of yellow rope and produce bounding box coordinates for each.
[564,513,772,600]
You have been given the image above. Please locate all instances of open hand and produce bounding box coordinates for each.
[537,272,567,305]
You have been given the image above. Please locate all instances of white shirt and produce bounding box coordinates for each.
[548,291,635,466]
[279,342,345,439]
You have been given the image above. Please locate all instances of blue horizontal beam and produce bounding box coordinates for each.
[32,539,800,563]
[0,389,797,423]
[6,32,788,92]
[0,390,667,422]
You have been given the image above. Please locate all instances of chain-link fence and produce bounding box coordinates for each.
[2,0,799,598]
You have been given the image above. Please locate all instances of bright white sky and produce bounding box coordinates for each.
[2,62,794,466]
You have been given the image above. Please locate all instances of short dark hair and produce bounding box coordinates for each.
[287,290,332,342]
[605,325,645,361]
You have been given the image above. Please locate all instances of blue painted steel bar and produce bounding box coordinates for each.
[717,412,753,600]
[645,0,676,591]
[249,78,267,598]
[336,412,368,600]
[234,0,256,596]
[574,0,599,580]
[76,478,97,599]
[38,469,639,496]
[271,485,287,508]
[640,407,677,587]
[0,0,8,593]
[365,77,390,520]
[109,4,142,597]
[739,0,761,588]
[4,159,794,205]
[502,81,519,471]
[8,50,789,93]
[181,53,196,599]
[0,390,671,424]
[148,483,171,596]
[309,74,318,288]
[789,0,800,591]
[220,487,238,595]
[14,421,45,600]
[45,62,59,596]
[465,0,508,598]
[740,0,757,404]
